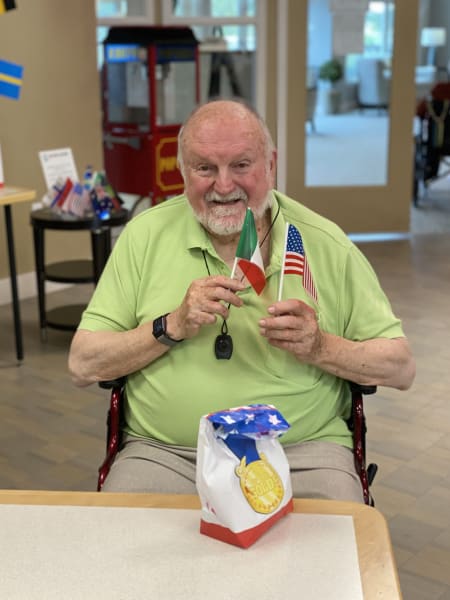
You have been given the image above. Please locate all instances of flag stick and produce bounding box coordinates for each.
[230,257,238,280]
[231,207,249,281]
[277,222,290,301]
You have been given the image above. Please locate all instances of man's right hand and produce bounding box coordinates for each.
[167,275,246,340]
[68,275,246,387]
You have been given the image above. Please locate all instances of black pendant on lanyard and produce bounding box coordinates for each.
[214,319,233,360]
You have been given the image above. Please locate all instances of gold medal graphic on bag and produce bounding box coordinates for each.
[235,452,284,514]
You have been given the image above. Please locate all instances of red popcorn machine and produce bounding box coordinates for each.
[102,27,200,205]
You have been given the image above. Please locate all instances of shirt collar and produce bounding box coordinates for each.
[183,191,287,269]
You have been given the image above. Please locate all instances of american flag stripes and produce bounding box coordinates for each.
[279,223,318,302]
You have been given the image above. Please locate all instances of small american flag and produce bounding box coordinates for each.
[283,223,318,302]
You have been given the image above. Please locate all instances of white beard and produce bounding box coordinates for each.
[190,189,273,236]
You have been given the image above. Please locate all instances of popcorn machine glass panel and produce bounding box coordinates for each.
[105,44,150,128]
[155,46,197,126]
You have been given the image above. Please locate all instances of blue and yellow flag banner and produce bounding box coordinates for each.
[0,0,16,14]
[0,59,23,100]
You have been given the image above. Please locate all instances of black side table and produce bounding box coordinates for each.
[30,208,129,339]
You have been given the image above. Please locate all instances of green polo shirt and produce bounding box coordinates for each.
[79,191,404,448]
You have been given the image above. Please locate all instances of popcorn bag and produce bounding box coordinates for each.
[196,404,294,548]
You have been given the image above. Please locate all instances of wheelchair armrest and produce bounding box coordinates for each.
[98,377,126,390]
[347,381,377,506]
[348,382,377,395]
[97,377,126,491]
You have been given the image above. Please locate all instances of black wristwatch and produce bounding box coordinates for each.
[152,313,184,347]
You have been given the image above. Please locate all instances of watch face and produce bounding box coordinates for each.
[152,315,166,339]
[152,314,180,347]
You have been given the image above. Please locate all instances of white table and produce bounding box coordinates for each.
[0,491,402,599]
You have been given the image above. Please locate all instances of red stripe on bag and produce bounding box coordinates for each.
[199,497,294,548]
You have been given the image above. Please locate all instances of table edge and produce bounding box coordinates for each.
[0,186,36,205]
[0,491,401,599]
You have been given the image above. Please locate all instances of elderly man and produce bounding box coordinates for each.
[68,99,415,501]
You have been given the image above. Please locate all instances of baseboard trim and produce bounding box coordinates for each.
[0,272,71,306]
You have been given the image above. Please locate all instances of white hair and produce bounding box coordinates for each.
[177,99,275,178]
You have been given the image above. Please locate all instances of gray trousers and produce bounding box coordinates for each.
[102,436,364,503]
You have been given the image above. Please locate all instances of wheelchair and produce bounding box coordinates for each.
[97,379,378,505]
[413,98,450,206]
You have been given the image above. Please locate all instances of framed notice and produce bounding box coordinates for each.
[39,147,79,190]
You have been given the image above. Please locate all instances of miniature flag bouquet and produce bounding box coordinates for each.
[196,404,293,548]
[43,166,121,219]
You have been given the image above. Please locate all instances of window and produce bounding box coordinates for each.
[96,0,154,68]
[163,0,257,52]
[170,0,256,19]
[364,1,395,58]
[96,0,265,113]
[344,1,395,83]
[163,0,262,107]
[96,0,152,19]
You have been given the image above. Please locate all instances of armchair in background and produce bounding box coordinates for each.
[357,57,390,111]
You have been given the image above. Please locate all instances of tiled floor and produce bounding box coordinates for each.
[358,235,450,599]
[1,232,450,598]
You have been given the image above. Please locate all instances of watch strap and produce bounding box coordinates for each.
[152,313,183,347]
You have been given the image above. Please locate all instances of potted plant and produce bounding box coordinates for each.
[318,58,343,114]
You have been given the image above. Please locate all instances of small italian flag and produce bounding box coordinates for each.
[231,208,266,295]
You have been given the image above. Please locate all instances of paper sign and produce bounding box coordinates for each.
[39,147,79,190]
